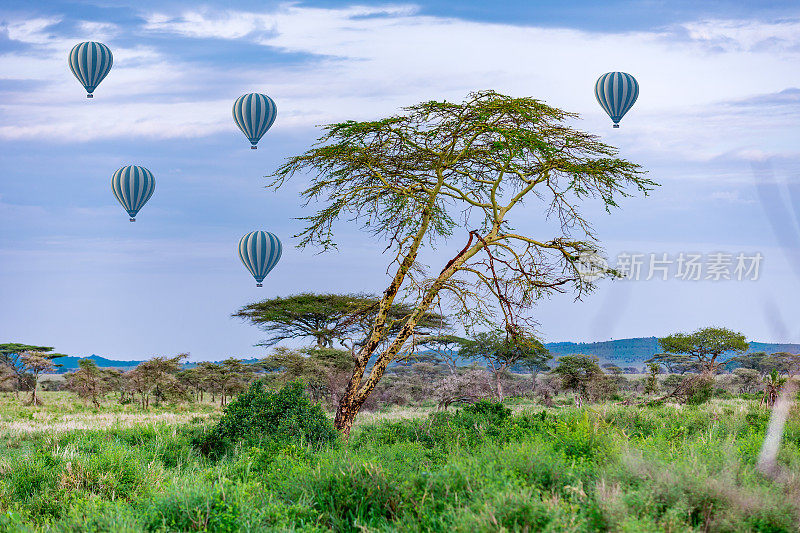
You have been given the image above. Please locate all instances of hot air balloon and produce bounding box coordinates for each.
[111,166,155,222]
[232,93,277,149]
[594,72,638,128]
[238,231,282,287]
[69,42,113,98]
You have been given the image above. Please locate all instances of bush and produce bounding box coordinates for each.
[462,399,511,423]
[686,376,714,405]
[195,380,337,457]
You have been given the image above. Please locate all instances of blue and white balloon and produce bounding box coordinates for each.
[69,42,113,98]
[111,166,155,222]
[232,93,277,149]
[594,72,639,128]
[238,231,282,287]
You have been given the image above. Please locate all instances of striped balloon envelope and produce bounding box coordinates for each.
[232,93,277,149]
[69,42,113,98]
[594,72,639,128]
[111,166,155,222]
[238,231,282,287]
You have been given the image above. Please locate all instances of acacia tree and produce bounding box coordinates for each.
[217,358,255,406]
[64,359,115,407]
[644,362,660,394]
[0,343,61,394]
[126,354,188,409]
[550,354,605,405]
[415,334,468,375]
[234,292,445,349]
[0,364,15,391]
[456,330,548,400]
[658,327,748,374]
[269,91,653,434]
[19,351,59,406]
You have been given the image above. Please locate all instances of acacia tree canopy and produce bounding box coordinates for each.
[0,343,58,378]
[658,327,748,374]
[234,292,446,348]
[269,91,653,434]
[456,330,549,399]
[550,354,603,397]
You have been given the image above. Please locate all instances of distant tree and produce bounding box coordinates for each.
[726,351,800,377]
[178,366,205,402]
[194,362,223,403]
[644,353,693,374]
[551,354,605,405]
[0,364,15,391]
[766,352,800,376]
[644,362,660,394]
[0,343,53,374]
[64,359,115,407]
[217,358,256,406]
[268,91,652,434]
[0,343,64,394]
[456,330,548,400]
[657,327,748,375]
[519,345,551,392]
[234,293,446,349]
[19,351,60,406]
[261,347,353,406]
[102,368,126,403]
[732,368,761,394]
[725,351,767,374]
[125,354,188,409]
[415,334,468,375]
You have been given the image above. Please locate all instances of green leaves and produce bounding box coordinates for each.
[195,380,337,457]
[658,327,749,373]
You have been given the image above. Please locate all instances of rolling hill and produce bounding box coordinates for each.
[50,337,800,373]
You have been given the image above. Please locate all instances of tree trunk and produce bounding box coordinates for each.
[333,354,369,436]
[333,395,361,437]
[29,374,39,406]
[332,214,491,435]
[495,373,504,401]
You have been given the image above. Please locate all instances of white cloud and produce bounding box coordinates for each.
[681,18,800,53]
[0,5,799,168]
[2,17,62,44]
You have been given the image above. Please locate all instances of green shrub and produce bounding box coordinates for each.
[195,380,337,457]
[462,399,511,422]
[687,378,714,405]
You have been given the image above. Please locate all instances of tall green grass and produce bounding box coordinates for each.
[1,398,798,532]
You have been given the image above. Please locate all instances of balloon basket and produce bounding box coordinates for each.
[251,146,257,150]
[613,124,619,128]
[256,283,263,287]
[87,94,93,99]
[129,218,136,222]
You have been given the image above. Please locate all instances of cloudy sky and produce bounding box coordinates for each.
[1,0,799,361]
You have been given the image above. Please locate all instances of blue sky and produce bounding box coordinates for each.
[1,1,799,361]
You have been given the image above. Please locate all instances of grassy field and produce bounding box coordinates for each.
[1,391,799,532]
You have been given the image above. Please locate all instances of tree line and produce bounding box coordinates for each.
[0,346,260,409]
[4,297,796,413]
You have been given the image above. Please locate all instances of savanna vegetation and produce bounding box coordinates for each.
[2,327,800,532]
[2,94,799,531]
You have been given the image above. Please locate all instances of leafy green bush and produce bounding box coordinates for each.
[462,399,511,422]
[687,377,714,405]
[195,380,337,457]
